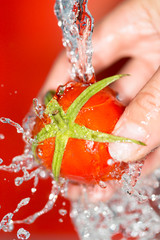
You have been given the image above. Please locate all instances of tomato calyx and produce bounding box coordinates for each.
[32,74,146,182]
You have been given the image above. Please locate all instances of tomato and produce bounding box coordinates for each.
[32,75,144,184]
[32,76,130,184]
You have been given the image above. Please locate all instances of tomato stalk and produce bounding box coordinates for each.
[32,75,146,182]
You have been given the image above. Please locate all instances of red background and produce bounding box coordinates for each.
[0,0,122,239]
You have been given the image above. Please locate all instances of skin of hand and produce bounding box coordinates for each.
[39,0,160,202]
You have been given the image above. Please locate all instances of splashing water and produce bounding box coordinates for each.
[0,108,61,234]
[54,0,94,81]
[71,170,160,239]
[1,0,160,239]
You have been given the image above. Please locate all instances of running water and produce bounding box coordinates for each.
[54,0,94,81]
[1,0,160,239]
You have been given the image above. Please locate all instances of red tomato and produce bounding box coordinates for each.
[33,80,128,184]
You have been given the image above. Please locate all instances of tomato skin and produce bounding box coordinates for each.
[33,80,128,184]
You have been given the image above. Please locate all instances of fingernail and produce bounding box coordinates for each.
[109,122,147,162]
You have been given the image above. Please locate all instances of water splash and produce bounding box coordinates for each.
[0,213,13,232]
[0,111,60,232]
[0,117,35,145]
[71,171,160,240]
[14,179,60,225]
[54,0,94,82]
[32,98,45,119]
[1,1,160,239]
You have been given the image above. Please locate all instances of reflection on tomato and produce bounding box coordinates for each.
[0,0,124,239]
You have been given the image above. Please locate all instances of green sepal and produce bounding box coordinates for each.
[70,123,146,145]
[66,74,128,123]
[35,124,58,143]
[44,90,56,106]
[45,98,66,118]
[52,132,69,181]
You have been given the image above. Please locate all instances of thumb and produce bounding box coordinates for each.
[109,66,160,162]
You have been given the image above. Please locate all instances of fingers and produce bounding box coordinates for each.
[92,0,160,73]
[141,146,160,177]
[111,58,157,105]
[109,66,160,162]
[40,0,160,101]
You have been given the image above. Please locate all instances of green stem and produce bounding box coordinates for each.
[52,132,68,181]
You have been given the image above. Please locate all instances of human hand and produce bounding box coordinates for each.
[39,0,160,201]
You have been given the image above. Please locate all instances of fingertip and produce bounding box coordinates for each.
[108,122,148,162]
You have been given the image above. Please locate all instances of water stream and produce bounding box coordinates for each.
[54,0,94,82]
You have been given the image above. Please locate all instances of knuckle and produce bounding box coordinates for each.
[135,83,160,113]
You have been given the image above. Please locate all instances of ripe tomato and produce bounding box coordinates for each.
[32,77,129,184]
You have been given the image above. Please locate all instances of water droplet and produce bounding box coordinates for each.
[110,224,116,231]
[58,20,62,27]
[83,232,90,238]
[151,194,156,201]
[0,158,3,164]
[31,188,37,193]
[49,193,54,200]
[0,134,5,140]
[15,177,23,186]
[98,180,107,188]
[59,208,67,216]
[59,218,63,223]
[1,84,4,87]
[107,159,113,165]
[14,198,30,214]
[17,228,30,239]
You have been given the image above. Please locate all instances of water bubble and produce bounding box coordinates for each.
[0,158,3,164]
[17,228,30,240]
[59,208,67,216]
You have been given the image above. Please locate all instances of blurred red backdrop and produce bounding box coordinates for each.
[0,0,123,239]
